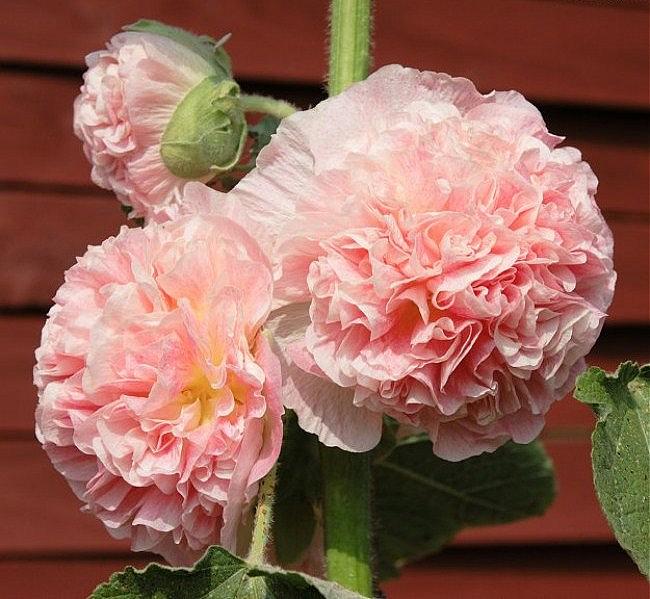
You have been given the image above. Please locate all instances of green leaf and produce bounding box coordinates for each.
[248,116,281,165]
[90,545,363,599]
[373,439,556,579]
[575,362,650,577]
[91,546,245,598]
[273,411,319,565]
[124,20,231,78]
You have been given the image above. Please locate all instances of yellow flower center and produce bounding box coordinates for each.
[177,369,248,428]
[178,372,222,427]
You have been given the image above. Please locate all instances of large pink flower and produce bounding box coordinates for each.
[229,65,615,460]
[74,30,234,223]
[34,209,283,565]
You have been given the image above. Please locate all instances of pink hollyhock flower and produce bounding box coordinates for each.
[73,25,245,223]
[229,65,616,460]
[34,209,283,565]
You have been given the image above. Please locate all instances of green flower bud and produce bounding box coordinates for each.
[160,77,247,180]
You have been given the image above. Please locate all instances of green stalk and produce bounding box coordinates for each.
[320,446,374,597]
[321,2,374,595]
[328,0,373,96]
[320,1,375,594]
[239,94,297,119]
[247,465,278,565]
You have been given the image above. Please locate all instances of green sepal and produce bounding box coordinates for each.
[124,19,231,78]
[160,77,247,180]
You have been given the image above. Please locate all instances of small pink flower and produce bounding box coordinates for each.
[34,209,283,565]
[73,29,239,223]
[229,65,615,460]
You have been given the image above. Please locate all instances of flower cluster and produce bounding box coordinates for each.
[36,24,615,566]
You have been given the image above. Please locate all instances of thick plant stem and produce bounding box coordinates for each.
[328,0,372,95]
[247,465,278,565]
[320,446,374,597]
[239,94,297,119]
[322,1,375,596]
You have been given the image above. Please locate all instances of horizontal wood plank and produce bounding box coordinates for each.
[1,0,648,107]
[2,190,647,320]
[0,559,148,599]
[0,316,42,433]
[607,220,650,323]
[0,433,633,553]
[1,72,648,204]
[0,74,87,187]
[3,316,649,435]
[381,547,649,599]
[0,440,131,555]
[1,545,646,599]
[0,191,126,307]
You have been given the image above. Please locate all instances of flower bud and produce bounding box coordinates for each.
[73,20,245,223]
[160,77,247,179]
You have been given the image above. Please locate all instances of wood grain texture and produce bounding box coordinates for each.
[0,191,125,307]
[1,545,646,599]
[381,547,649,599]
[0,438,613,556]
[1,0,648,107]
[1,71,648,201]
[3,316,648,435]
[1,191,647,320]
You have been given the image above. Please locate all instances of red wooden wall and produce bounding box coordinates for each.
[1,1,648,597]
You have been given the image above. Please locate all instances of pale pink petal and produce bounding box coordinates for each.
[266,304,382,452]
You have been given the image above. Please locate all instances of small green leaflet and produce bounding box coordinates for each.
[90,545,363,599]
[374,438,556,579]
[124,20,232,78]
[248,116,281,165]
[575,362,650,577]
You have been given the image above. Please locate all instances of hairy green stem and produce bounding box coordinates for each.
[320,446,374,597]
[247,465,278,565]
[239,94,297,119]
[321,1,375,596]
[328,0,373,95]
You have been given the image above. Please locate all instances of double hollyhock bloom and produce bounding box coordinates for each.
[73,23,245,223]
[229,65,615,460]
[34,207,283,565]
